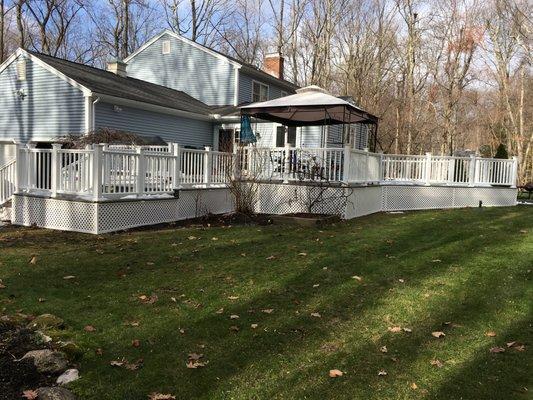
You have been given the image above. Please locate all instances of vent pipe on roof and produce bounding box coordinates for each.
[106,59,128,77]
[263,53,284,80]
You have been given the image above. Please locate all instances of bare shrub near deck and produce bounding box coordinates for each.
[59,128,162,149]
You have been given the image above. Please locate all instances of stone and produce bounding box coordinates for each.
[37,387,77,400]
[57,369,80,386]
[22,349,69,373]
[27,314,64,330]
[58,341,83,359]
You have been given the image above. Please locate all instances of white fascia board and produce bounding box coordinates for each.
[233,65,241,106]
[0,52,19,75]
[93,93,213,121]
[124,30,241,68]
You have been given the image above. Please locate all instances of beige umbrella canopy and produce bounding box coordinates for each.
[240,86,378,127]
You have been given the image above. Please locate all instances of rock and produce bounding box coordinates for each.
[37,387,77,400]
[58,341,83,359]
[35,330,53,344]
[27,314,64,330]
[57,368,80,385]
[22,349,69,373]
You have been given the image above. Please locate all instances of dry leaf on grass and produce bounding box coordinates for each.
[261,309,274,314]
[430,359,444,368]
[352,275,363,282]
[84,325,96,332]
[486,331,497,337]
[251,324,258,329]
[388,326,402,333]
[148,393,176,400]
[490,346,505,353]
[229,325,239,332]
[403,327,412,333]
[139,294,158,304]
[410,382,418,390]
[298,252,307,257]
[186,353,208,369]
[311,312,321,318]
[215,308,224,314]
[132,339,141,348]
[63,275,76,280]
[230,315,239,320]
[29,256,37,265]
[228,296,239,300]
[266,255,276,260]
[110,357,143,370]
[22,390,38,399]
[378,370,387,376]
[329,369,343,377]
[431,331,446,338]
[380,346,388,353]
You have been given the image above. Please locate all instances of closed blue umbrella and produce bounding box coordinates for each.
[240,115,256,144]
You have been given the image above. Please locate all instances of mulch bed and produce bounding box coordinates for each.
[0,319,55,400]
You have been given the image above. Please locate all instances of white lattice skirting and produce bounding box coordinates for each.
[11,184,516,233]
[12,188,234,234]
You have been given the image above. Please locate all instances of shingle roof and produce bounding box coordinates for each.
[28,51,212,115]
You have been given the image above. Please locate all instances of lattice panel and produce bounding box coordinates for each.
[383,186,453,211]
[0,206,11,222]
[255,183,347,216]
[344,186,383,219]
[12,195,97,233]
[453,187,517,208]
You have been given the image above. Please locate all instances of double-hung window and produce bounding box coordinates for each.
[252,81,269,102]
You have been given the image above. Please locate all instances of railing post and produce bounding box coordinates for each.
[468,154,476,187]
[364,148,370,182]
[51,143,62,197]
[172,143,181,188]
[26,143,36,189]
[511,156,518,188]
[204,146,212,185]
[343,144,351,183]
[14,142,23,193]
[424,152,431,186]
[92,144,103,201]
[284,143,291,183]
[136,146,146,195]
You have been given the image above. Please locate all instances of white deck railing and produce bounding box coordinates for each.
[8,143,518,202]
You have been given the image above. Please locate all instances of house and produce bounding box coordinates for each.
[0,30,374,166]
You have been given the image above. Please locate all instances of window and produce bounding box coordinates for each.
[162,40,171,54]
[252,81,269,102]
[276,126,297,147]
[16,59,26,81]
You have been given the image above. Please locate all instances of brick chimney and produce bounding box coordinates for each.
[106,59,127,77]
[263,53,284,80]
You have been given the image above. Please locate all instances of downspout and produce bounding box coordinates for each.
[91,97,100,134]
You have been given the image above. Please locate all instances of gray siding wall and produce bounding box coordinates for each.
[0,54,85,142]
[127,33,235,106]
[95,102,213,148]
[238,72,292,104]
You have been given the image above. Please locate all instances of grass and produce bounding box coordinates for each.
[0,207,531,400]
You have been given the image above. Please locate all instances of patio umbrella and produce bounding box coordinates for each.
[239,114,257,144]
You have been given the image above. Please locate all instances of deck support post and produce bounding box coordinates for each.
[364,147,370,183]
[136,147,146,196]
[204,146,212,185]
[172,143,181,189]
[92,144,103,201]
[284,143,291,183]
[511,156,518,188]
[468,154,476,187]
[51,143,62,198]
[424,152,431,186]
[343,145,351,184]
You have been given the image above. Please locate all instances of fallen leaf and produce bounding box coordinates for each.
[432,331,446,338]
[148,393,176,400]
[352,275,363,281]
[432,259,442,263]
[266,255,276,260]
[380,346,388,353]
[506,341,516,348]
[485,331,497,337]
[212,237,218,241]
[411,382,418,390]
[228,296,239,300]
[313,284,320,288]
[215,308,224,314]
[430,359,444,368]
[229,325,239,332]
[261,309,274,314]
[188,236,197,240]
[188,353,203,360]
[329,369,343,377]
[22,390,38,399]
[251,324,258,329]
[132,339,141,348]
[186,353,207,368]
[403,327,412,333]
[298,252,307,257]
[95,348,103,355]
[398,279,405,283]
[311,312,321,318]
[230,315,239,320]
[388,326,402,333]
[489,346,505,353]
[139,294,158,304]
[84,325,96,332]
[378,370,387,376]
[0,280,5,289]
[29,256,37,265]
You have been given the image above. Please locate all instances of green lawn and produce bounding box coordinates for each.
[1,207,531,400]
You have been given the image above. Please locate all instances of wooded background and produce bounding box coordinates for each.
[0,0,531,182]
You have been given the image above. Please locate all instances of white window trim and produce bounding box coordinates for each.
[252,80,269,102]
